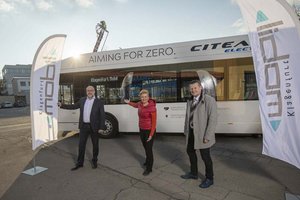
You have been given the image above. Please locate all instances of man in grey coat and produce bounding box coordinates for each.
[181,80,217,189]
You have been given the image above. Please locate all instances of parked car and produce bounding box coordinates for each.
[14,100,26,107]
[1,101,14,108]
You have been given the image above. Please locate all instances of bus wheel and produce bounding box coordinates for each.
[99,114,118,138]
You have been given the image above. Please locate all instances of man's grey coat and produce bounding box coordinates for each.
[184,94,218,149]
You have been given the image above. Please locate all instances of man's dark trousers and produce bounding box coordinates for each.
[77,123,99,166]
[187,128,213,180]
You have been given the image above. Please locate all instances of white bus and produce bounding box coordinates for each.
[58,34,261,138]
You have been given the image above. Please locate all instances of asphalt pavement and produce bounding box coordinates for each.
[0,107,300,200]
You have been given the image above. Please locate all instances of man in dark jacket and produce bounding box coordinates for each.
[58,85,105,170]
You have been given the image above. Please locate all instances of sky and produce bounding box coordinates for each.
[0,0,296,78]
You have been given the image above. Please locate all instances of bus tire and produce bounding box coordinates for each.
[99,113,119,139]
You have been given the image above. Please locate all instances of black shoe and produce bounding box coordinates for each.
[199,178,214,188]
[180,173,198,180]
[92,161,97,169]
[71,165,83,171]
[143,162,147,166]
[143,169,152,176]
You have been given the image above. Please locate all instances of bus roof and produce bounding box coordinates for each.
[61,34,251,74]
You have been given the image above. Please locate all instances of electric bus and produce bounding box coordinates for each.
[58,34,261,138]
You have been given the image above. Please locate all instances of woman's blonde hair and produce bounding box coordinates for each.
[139,89,149,97]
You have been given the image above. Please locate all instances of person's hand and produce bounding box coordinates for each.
[124,99,130,104]
[147,136,152,142]
[98,129,104,134]
[57,102,62,107]
[203,138,209,143]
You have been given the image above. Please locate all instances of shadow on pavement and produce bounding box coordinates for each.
[113,134,145,166]
[154,134,189,173]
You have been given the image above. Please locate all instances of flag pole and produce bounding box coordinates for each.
[22,147,48,176]
[33,156,36,173]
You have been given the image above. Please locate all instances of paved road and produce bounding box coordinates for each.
[0,107,33,198]
[0,107,300,200]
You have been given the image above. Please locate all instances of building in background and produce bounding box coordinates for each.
[295,3,300,19]
[0,79,3,93]
[1,65,31,104]
[289,0,300,19]
[12,77,30,105]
